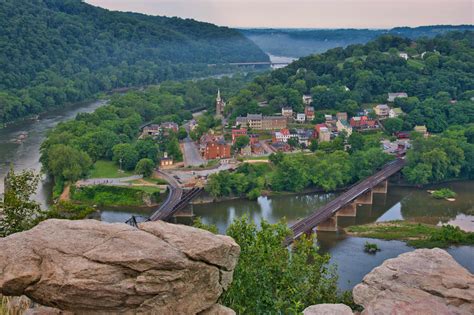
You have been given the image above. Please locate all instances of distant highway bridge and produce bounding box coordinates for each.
[208,61,291,68]
[285,158,406,246]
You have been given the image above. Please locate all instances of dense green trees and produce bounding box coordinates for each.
[220,216,351,313]
[207,142,392,197]
[227,31,474,134]
[0,0,268,123]
[404,125,473,184]
[41,76,253,185]
[0,169,43,237]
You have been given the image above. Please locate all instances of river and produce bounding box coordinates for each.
[0,100,107,207]
[100,180,474,291]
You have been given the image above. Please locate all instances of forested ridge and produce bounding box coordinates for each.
[228,31,474,132]
[0,0,268,123]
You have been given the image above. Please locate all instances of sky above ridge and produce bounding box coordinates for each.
[86,0,473,28]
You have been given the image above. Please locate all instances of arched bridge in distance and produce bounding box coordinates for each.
[284,158,406,246]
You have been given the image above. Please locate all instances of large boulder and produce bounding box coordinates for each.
[0,219,240,314]
[353,248,474,315]
[303,304,353,315]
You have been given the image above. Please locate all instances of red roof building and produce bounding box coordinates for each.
[231,128,247,144]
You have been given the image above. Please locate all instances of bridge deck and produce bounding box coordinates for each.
[286,158,405,245]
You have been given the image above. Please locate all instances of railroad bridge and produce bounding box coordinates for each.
[285,158,406,246]
[125,170,203,227]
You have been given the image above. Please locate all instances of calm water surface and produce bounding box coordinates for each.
[0,100,107,207]
[101,181,473,290]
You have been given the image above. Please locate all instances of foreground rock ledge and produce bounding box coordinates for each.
[0,219,240,314]
[353,248,474,315]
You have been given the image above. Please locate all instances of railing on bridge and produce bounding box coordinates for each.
[285,158,406,245]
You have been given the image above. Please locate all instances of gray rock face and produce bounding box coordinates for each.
[0,219,240,314]
[353,248,474,315]
[303,303,353,315]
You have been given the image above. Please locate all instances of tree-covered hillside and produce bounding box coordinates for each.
[0,0,268,123]
[229,31,474,133]
[242,25,474,57]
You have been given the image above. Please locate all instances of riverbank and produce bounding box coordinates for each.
[346,221,474,248]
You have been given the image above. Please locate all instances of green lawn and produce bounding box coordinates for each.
[407,59,425,70]
[346,221,474,248]
[88,160,133,179]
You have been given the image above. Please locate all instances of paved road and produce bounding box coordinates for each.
[76,175,142,187]
[149,170,183,221]
[183,137,205,167]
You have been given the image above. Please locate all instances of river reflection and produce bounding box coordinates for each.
[97,178,474,290]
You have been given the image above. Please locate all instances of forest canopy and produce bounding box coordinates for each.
[0,0,268,123]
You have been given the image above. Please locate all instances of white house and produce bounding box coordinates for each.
[389,108,404,118]
[302,95,313,105]
[296,113,306,123]
[387,92,408,102]
[281,107,293,117]
[399,52,409,60]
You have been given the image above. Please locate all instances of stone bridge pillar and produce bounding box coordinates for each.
[355,190,373,205]
[336,202,357,217]
[174,205,194,217]
[373,180,388,194]
[316,216,338,232]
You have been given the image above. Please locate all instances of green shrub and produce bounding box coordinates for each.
[432,188,457,199]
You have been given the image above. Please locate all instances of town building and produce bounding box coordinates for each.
[318,127,331,142]
[336,119,353,136]
[215,89,226,118]
[324,114,335,123]
[142,124,161,137]
[414,125,428,137]
[398,52,409,60]
[235,114,287,130]
[336,112,348,121]
[249,134,259,145]
[272,141,291,152]
[296,113,306,123]
[304,106,315,121]
[231,128,247,144]
[387,92,408,102]
[160,122,179,133]
[302,94,313,105]
[262,116,287,130]
[204,139,231,160]
[251,143,265,155]
[374,104,390,118]
[389,107,404,118]
[272,128,291,143]
[295,129,314,146]
[240,145,252,156]
[350,116,379,130]
[281,107,293,118]
[160,152,173,168]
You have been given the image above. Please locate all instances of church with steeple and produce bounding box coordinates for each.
[215,89,226,118]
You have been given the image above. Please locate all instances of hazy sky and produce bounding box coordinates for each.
[86,0,473,28]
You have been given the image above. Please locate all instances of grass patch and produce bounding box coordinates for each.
[243,156,269,161]
[70,185,162,207]
[346,221,474,248]
[88,160,133,179]
[407,59,425,70]
[431,188,456,199]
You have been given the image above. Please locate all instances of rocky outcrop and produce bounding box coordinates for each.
[0,219,240,314]
[303,304,353,315]
[353,248,474,315]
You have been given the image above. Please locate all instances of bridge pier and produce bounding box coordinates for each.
[336,202,357,217]
[173,205,194,217]
[316,216,338,232]
[355,190,373,205]
[373,180,388,194]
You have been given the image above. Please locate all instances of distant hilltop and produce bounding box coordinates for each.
[241,25,474,57]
